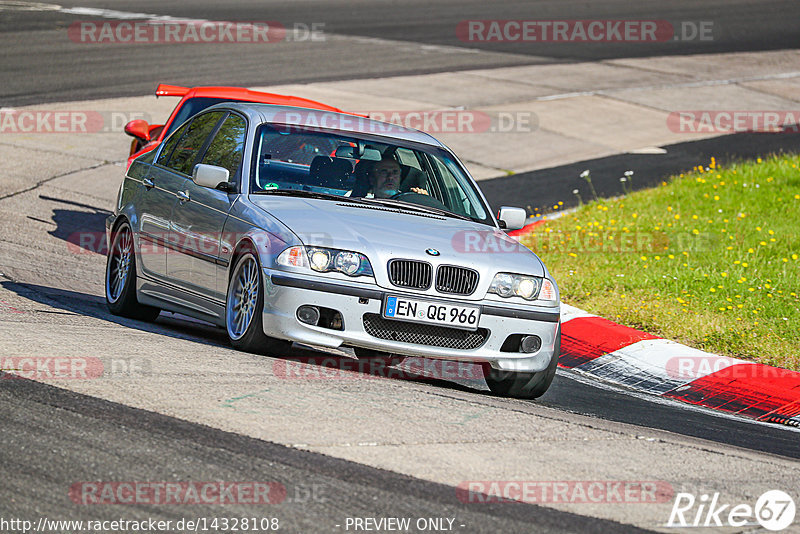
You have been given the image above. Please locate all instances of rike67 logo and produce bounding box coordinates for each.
[667,490,796,531]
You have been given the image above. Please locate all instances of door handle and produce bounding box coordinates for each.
[177,190,190,203]
[142,177,155,189]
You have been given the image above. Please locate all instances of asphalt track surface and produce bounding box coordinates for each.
[1,0,800,105]
[2,2,800,532]
[0,376,650,534]
[481,129,800,212]
[0,275,797,533]
[3,279,799,460]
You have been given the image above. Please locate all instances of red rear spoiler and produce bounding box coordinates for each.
[155,84,190,97]
[152,83,365,117]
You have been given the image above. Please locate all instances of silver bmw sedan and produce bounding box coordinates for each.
[105,102,561,398]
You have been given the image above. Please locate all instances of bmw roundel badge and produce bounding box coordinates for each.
[426,248,440,256]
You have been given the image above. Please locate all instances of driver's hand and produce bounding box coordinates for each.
[410,187,429,196]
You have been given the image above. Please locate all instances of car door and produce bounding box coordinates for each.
[169,112,247,304]
[135,120,191,280]
[149,111,226,290]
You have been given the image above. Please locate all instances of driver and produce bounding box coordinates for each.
[370,157,428,198]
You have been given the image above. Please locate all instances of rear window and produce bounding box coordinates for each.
[163,97,239,139]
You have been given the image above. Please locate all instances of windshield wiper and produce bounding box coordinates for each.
[362,197,476,222]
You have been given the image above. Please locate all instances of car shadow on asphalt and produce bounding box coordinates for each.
[36,194,112,255]
[0,280,229,347]
[0,280,493,396]
[278,343,492,394]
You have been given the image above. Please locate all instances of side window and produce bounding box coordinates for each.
[156,122,189,167]
[201,114,247,180]
[429,155,486,219]
[164,111,225,176]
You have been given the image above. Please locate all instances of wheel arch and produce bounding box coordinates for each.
[109,214,130,235]
[227,237,258,284]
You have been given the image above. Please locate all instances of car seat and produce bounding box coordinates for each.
[399,165,426,191]
[309,156,353,190]
[350,159,374,197]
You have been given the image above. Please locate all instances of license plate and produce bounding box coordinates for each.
[383,296,480,330]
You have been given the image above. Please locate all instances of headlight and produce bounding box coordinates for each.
[489,273,540,300]
[516,277,537,300]
[333,251,363,275]
[490,273,515,298]
[309,248,331,271]
[279,245,373,277]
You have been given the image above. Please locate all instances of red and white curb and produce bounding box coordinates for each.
[508,220,800,427]
[558,305,800,427]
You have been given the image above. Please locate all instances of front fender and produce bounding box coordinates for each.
[221,223,298,287]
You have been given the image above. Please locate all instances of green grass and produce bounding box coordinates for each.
[522,154,800,371]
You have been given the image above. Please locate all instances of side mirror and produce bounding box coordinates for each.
[193,164,230,190]
[124,119,151,142]
[497,206,527,230]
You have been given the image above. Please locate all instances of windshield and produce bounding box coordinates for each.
[250,124,492,225]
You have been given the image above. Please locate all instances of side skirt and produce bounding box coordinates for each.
[137,274,226,328]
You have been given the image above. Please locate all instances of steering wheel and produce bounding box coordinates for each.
[390,191,450,211]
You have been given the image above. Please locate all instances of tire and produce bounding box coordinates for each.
[353,347,405,368]
[483,324,561,399]
[226,251,291,355]
[105,222,160,321]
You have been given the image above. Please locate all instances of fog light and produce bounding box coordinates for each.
[520,335,542,353]
[297,305,320,325]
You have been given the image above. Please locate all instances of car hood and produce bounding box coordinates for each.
[250,196,546,297]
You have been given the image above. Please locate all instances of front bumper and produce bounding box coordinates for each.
[261,269,560,372]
